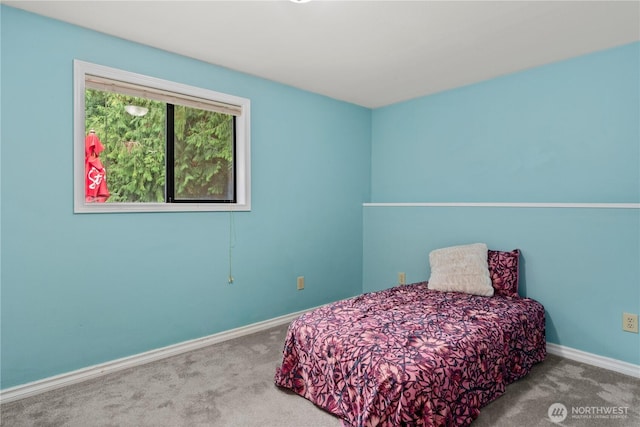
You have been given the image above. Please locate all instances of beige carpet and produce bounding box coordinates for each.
[2,324,639,426]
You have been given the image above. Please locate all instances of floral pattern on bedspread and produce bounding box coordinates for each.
[274,283,545,426]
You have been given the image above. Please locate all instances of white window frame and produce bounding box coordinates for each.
[73,60,251,213]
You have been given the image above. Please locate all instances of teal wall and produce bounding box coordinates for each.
[365,42,640,365]
[0,6,371,388]
[1,6,638,390]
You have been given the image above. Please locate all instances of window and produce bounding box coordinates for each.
[74,60,251,213]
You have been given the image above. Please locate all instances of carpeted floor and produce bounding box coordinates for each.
[1,324,639,426]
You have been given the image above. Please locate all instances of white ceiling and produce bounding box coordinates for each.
[4,0,640,108]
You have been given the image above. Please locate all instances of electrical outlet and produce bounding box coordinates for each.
[297,276,305,290]
[398,272,406,286]
[622,312,638,333]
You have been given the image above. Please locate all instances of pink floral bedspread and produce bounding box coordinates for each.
[274,283,546,426]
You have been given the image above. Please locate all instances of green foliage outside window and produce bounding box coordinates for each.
[85,89,234,203]
[174,105,234,200]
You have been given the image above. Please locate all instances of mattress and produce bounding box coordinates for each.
[274,282,546,426]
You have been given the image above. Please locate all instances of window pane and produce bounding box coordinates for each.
[85,89,166,203]
[173,105,235,201]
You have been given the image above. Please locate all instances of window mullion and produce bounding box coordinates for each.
[166,103,175,203]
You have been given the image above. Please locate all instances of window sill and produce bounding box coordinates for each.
[74,202,251,214]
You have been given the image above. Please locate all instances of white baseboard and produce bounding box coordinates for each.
[3,314,638,404]
[546,343,640,379]
[0,307,312,404]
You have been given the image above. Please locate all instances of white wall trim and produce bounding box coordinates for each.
[0,307,315,404]
[363,202,640,209]
[3,311,638,404]
[546,343,640,379]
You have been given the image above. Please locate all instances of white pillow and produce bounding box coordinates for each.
[428,243,494,296]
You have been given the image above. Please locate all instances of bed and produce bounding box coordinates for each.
[274,245,546,426]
